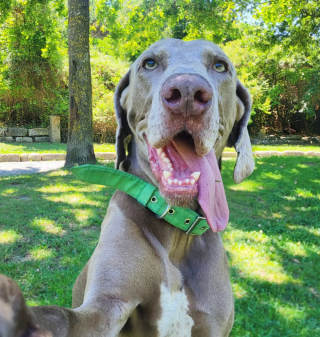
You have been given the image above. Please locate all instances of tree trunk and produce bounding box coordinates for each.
[65,0,96,168]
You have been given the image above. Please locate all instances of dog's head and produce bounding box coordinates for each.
[114,39,254,231]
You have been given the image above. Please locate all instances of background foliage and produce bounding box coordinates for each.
[0,0,319,140]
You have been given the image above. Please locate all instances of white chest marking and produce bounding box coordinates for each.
[157,283,194,337]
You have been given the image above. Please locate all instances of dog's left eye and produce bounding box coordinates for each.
[143,59,158,70]
[213,62,227,73]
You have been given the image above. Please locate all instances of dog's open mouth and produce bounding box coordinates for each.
[146,132,229,232]
[147,132,199,197]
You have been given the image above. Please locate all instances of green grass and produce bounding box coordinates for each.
[0,142,116,154]
[1,141,319,155]
[0,157,319,336]
[224,144,320,152]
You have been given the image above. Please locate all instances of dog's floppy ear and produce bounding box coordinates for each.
[114,69,132,169]
[227,80,255,183]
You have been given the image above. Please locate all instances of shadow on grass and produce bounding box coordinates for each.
[221,156,320,336]
[0,162,115,306]
[0,142,68,154]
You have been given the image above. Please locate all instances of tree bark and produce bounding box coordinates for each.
[65,0,96,168]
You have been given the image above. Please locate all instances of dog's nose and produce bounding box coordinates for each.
[161,74,213,117]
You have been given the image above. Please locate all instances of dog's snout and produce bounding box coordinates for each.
[161,74,213,117]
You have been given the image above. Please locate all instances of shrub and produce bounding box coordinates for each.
[91,49,128,143]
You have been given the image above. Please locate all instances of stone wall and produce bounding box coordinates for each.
[251,134,320,145]
[0,127,50,143]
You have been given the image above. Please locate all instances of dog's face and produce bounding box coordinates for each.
[115,39,254,231]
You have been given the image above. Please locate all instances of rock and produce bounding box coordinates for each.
[287,140,305,145]
[0,128,5,137]
[312,137,320,143]
[4,137,14,142]
[20,154,29,162]
[49,116,61,143]
[28,128,49,137]
[250,138,262,145]
[302,137,311,142]
[41,153,66,161]
[254,151,271,157]
[283,151,304,156]
[0,154,20,162]
[95,152,117,160]
[257,129,267,140]
[222,152,237,158]
[6,127,27,137]
[15,137,33,143]
[290,135,302,140]
[305,151,315,156]
[268,151,280,156]
[254,151,279,157]
[34,136,50,142]
[268,140,285,144]
[28,153,42,161]
[0,137,6,142]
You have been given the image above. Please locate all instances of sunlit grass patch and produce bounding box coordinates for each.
[1,188,16,195]
[224,230,298,284]
[31,218,65,235]
[284,242,308,257]
[0,229,21,243]
[30,247,54,260]
[228,180,262,192]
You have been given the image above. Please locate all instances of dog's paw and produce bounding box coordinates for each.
[0,274,52,337]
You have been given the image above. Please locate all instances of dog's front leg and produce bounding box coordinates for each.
[0,274,136,337]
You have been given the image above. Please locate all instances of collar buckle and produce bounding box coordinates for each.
[156,204,172,219]
[186,216,206,235]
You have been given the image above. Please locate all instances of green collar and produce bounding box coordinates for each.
[71,165,210,236]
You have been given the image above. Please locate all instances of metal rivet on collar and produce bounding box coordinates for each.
[168,209,175,215]
[200,226,206,230]
[184,219,191,225]
[151,196,157,203]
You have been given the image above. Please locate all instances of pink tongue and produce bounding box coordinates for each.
[172,139,229,232]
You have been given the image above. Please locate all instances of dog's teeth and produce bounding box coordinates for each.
[191,179,196,185]
[167,163,172,168]
[190,172,201,181]
[156,148,163,155]
[185,179,190,184]
[163,171,172,179]
[160,152,167,159]
[168,179,173,185]
[179,180,182,185]
[163,158,171,163]
[169,168,174,172]
[173,179,178,184]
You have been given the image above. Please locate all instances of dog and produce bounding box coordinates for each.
[0,38,254,337]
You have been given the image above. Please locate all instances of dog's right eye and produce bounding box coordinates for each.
[143,59,158,70]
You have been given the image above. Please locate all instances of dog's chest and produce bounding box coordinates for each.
[156,283,194,337]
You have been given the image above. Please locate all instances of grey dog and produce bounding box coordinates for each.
[0,38,254,337]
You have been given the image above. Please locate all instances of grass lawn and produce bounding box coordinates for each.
[0,142,116,154]
[0,157,319,336]
[224,143,320,153]
[1,141,320,155]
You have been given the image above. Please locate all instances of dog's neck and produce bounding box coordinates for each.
[168,229,195,264]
